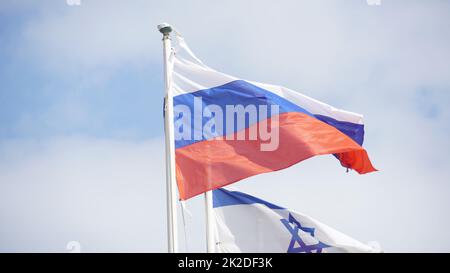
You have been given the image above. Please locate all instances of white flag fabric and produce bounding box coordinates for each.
[213,188,380,253]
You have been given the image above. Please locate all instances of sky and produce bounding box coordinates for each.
[0,0,450,252]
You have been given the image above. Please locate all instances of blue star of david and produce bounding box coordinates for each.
[280,213,330,253]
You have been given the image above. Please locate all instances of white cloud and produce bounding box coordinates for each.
[20,1,156,71]
[0,137,203,252]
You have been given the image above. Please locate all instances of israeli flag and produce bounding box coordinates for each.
[213,188,380,253]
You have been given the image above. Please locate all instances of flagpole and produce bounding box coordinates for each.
[205,191,215,253]
[158,23,178,253]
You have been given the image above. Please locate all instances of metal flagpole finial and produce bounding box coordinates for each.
[157,23,172,36]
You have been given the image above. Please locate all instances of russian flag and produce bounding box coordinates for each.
[171,36,376,200]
